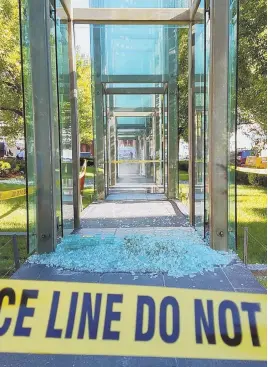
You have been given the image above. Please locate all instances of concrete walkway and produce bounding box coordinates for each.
[3,261,265,367]
[2,197,265,366]
[80,197,188,228]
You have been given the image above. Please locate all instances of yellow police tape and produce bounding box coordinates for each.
[0,280,266,360]
[111,159,162,164]
[0,187,35,201]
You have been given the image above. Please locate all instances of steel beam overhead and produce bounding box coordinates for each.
[59,0,72,19]
[190,0,202,20]
[117,125,146,130]
[112,111,153,117]
[101,75,168,83]
[112,107,156,113]
[105,87,165,95]
[71,8,203,24]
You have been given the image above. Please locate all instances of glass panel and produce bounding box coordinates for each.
[194,20,205,236]
[73,0,190,8]
[227,0,238,250]
[177,27,189,210]
[56,1,74,232]
[103,92,109,195]
[90,25,175,77]
[114,95,155,109]
[50,1,63,236]
[163,91,168,193]
[20,0,37,253]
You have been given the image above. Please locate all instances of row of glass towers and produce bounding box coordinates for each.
[19,0,238,254]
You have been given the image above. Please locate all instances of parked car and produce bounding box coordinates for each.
[237,150,252,166]
[80,152,94,166]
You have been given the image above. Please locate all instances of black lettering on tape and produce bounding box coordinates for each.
[241,302,261,347]
[103,294,123,341]
[194,299,216,344]
[159,296,180,343]
[65,292,79,339]
[14,289,39,337]
[0,288,15,336]
[46,291,63,338]
[219,300,242,347]
[135,296,155,341]
[77,293,102,339]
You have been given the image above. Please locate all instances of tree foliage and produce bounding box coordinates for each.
[238,0,267,133]
[177,28,189,142]
[0,0,23,143]
[76,51,93,145]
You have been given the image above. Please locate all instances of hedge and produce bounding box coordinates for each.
[178,161,266,187]
[178,160,189,172]
[236,170,266,187]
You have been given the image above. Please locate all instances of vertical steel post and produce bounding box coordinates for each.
[92,26,105,200]
[110,117,116,186]
[68,19,81,228]
[12,235,20,270]
[167,28,179,199]
[243,227,248,265]
[28,0,57,253]
[188,24,195,226]
[208,0,229,251]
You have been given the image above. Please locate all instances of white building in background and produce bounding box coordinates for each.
[179,140,189,160]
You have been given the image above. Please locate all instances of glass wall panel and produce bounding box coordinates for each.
[50,0,63,236]
[90,25,169,77]
[114,95,155,109]
[163,91,168,193]
[177,27,189,210]
[227,0,238,249]
[193,20,205,236]
[20,0,37,253]
[56,1,74,232]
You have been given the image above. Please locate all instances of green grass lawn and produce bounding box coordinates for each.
[86,166,95,178]
[0,182,25,191]
[82,187,95,209]
[0,182,27,233]
[0,236,28,278]
[237,185,267,264]
[179,170,189,182]
[256,276,267,288]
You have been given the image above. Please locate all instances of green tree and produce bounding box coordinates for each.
[0,0,23,143]
[76,51,93,145]
[177,28,189,142]
[238,0,267,134]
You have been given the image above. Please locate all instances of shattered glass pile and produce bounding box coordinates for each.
[29,229,234,278]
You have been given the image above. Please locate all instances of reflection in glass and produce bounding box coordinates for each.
[50,0,62,236]
[194,22,205,236]
[56,1,74,231]
[20,0,37,253]
[177,27,189,210]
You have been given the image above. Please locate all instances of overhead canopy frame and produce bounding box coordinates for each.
[58,4,203,24]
